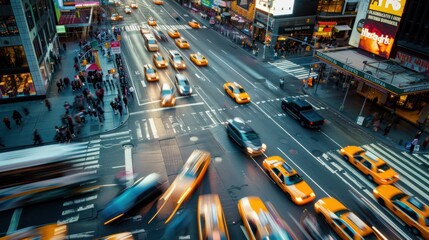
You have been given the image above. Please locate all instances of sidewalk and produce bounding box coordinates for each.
[0,41,128,151]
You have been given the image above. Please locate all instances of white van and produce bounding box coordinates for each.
[143,34,159,51]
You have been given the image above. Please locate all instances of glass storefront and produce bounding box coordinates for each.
[0,73,36,98]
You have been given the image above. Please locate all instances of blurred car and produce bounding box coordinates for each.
[160,83,176,107]
[174,74,192,96]
[130,1,137,8]
[238,196,295,240]
[190,52,208,66]
[175,38,190,49]
[114,0,121,6]
[144,64,159,82]
[198,194,230,240]
[223,82,250,104]
[140,27,151,35]
[153,0,163,5]
[373,185,429,239]
[152,29,168,42]
[100,173,164,225]
[152,52,168,68]
[148,17,157,26]
[340,146,399,185]
[168,50,186,70]
[167,29,181,38]
[150,150,211,223]
[114,170,139,187]
[188,20,200,29]
[263,156,315,205]
[300,209,334,240]
[124,5,131,14]
[111,13,124,21]
[98,232,134,240]
[226,117,266,156]
[314,197,380,240]
[0,223,67,240]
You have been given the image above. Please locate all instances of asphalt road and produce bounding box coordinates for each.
[0,1,427,239]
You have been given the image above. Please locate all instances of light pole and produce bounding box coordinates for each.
[262,0,273,60]
[339,77,351,111]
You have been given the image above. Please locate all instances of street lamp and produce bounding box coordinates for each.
[262,0,274,60]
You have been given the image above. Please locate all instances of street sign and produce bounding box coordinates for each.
[111,41,121,54]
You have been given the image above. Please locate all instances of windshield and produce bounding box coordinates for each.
[148,39,156,44]
[156,56,163,61]
[243,131,259,141]
[376,163,390,173]
[146,68,155,74]
[162,88,173,95]
[174,56,183,62]
[233,88,246,94]
[285,174,303,185]
[179,80,189,86]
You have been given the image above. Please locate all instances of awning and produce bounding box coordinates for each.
[334,25,352,31]
[254,22,265,29]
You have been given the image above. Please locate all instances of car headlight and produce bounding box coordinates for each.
[295,197,303,202]
[310,192,316,197]
[171,98,176,104]
[340,149,345,153]
[262,144,267,150]
[373,189,379,195]
[161,99,166,105]
[189,88,192,94]
[246,147,253,154]
[183,63,186,67]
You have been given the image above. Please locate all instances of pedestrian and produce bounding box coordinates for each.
[63,43,67,51]
[415,131,422,140]
[128,86,135,98]
[56,79,62,93]
[64,101,70,114]
[117,103,123,116]
[409,138,419,153]
[373,118,380,132]
[3,117,11,129]
[123,96,128,109]
[44,99,52,111]
[12,110,22,125]
[383,123,392,136]
[22,107,30,116]
[423,137,429,150]
[33,129,43,145]
[110,101,117,114]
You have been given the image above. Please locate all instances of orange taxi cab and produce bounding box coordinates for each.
[223,82,250,104]
[198,194,230,240]
[148,17,157,26]
[188,20,200,29]
[190,52,208,66]
[144,64,159,82]
[175,38,190,49]
[152,52,168,68]
[340,146,399,185]
[167,29,181,38]
[263,156,315,205]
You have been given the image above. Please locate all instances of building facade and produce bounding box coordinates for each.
[0,0,60,102]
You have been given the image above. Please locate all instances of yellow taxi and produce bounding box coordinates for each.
[160,83,175,107]
[340,146,399,185]
[148,17,157,26]
[314,197,381,240]
[198,194,230,240]
[143,64,159,81]
[175,38,190,49]
[167,29,181,38]
[238,196,295,240]
[373,185,429,239]
[188,20,200,29]
[130,1,137,8]
[149,150,211,223]
[190,52,208,66]
[262,156,315,205]
[0,223,67,240]
[153,0,163,5]
[223,82,250,104]
[152,52,168,68]
[140,27,150,35]
[98,232,134,240]
[110,13,124,21]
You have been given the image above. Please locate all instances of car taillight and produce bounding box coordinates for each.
[310,121,314,125]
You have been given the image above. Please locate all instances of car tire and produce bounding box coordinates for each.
[285,193,292,201]
[367,175,374,182]
[342,155,349,161]
[377,198,385,206]
[281,103,286,111]
[265,170,273,180]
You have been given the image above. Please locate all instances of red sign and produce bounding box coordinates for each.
[111,41,121,54]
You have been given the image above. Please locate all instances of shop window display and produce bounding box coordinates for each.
[0,73,36,98]
[0,46,28,69]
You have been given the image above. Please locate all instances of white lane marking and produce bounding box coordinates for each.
[221,50,228,54]
[124,145,134,187]
[130,102,205,115]
[7,208,22,234]
[100,130,130,139]
[278,148,331,197]
[148,118,159,139]
[135,120,143,141]
[144,120,150,140]
[205,110,218,125]
[319,130,342,148]
[141,80,147,88]
[112,165,125,169]
[209,50,257,88]
[207,39,212,43]
[216,88,225,96]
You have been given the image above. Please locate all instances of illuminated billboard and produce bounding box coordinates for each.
[358,0,407,59]
[256,0,295,16]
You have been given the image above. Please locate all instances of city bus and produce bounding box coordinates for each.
[0,143,98,211]
[143,33,159,52]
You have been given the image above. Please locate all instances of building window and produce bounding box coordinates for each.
[39,29,47,54]
[0,73,36,98]
[32,3,39,23]
[0,0,10,5]
[26,9,35,30]
[33,37,42,60]
[0,16,19,36]
[0,46,28,69]
[317,0,345,15]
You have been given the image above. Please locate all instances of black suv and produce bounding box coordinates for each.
[226,117,266,156]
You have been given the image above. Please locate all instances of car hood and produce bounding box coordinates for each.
[244,139,263,150]
[376,168,398,180]
[287,181,313,197]
[179,85,191,92]
[237,93,249,99]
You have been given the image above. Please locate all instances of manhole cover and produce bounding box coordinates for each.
[214,157,222,162]
[289,149,298,155]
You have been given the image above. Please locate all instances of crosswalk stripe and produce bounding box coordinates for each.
[148,118,159,138]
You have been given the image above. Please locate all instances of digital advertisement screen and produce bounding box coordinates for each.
[358,0,407,59]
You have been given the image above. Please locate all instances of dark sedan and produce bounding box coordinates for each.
[100,173,164,225]
[174,74,192,96]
